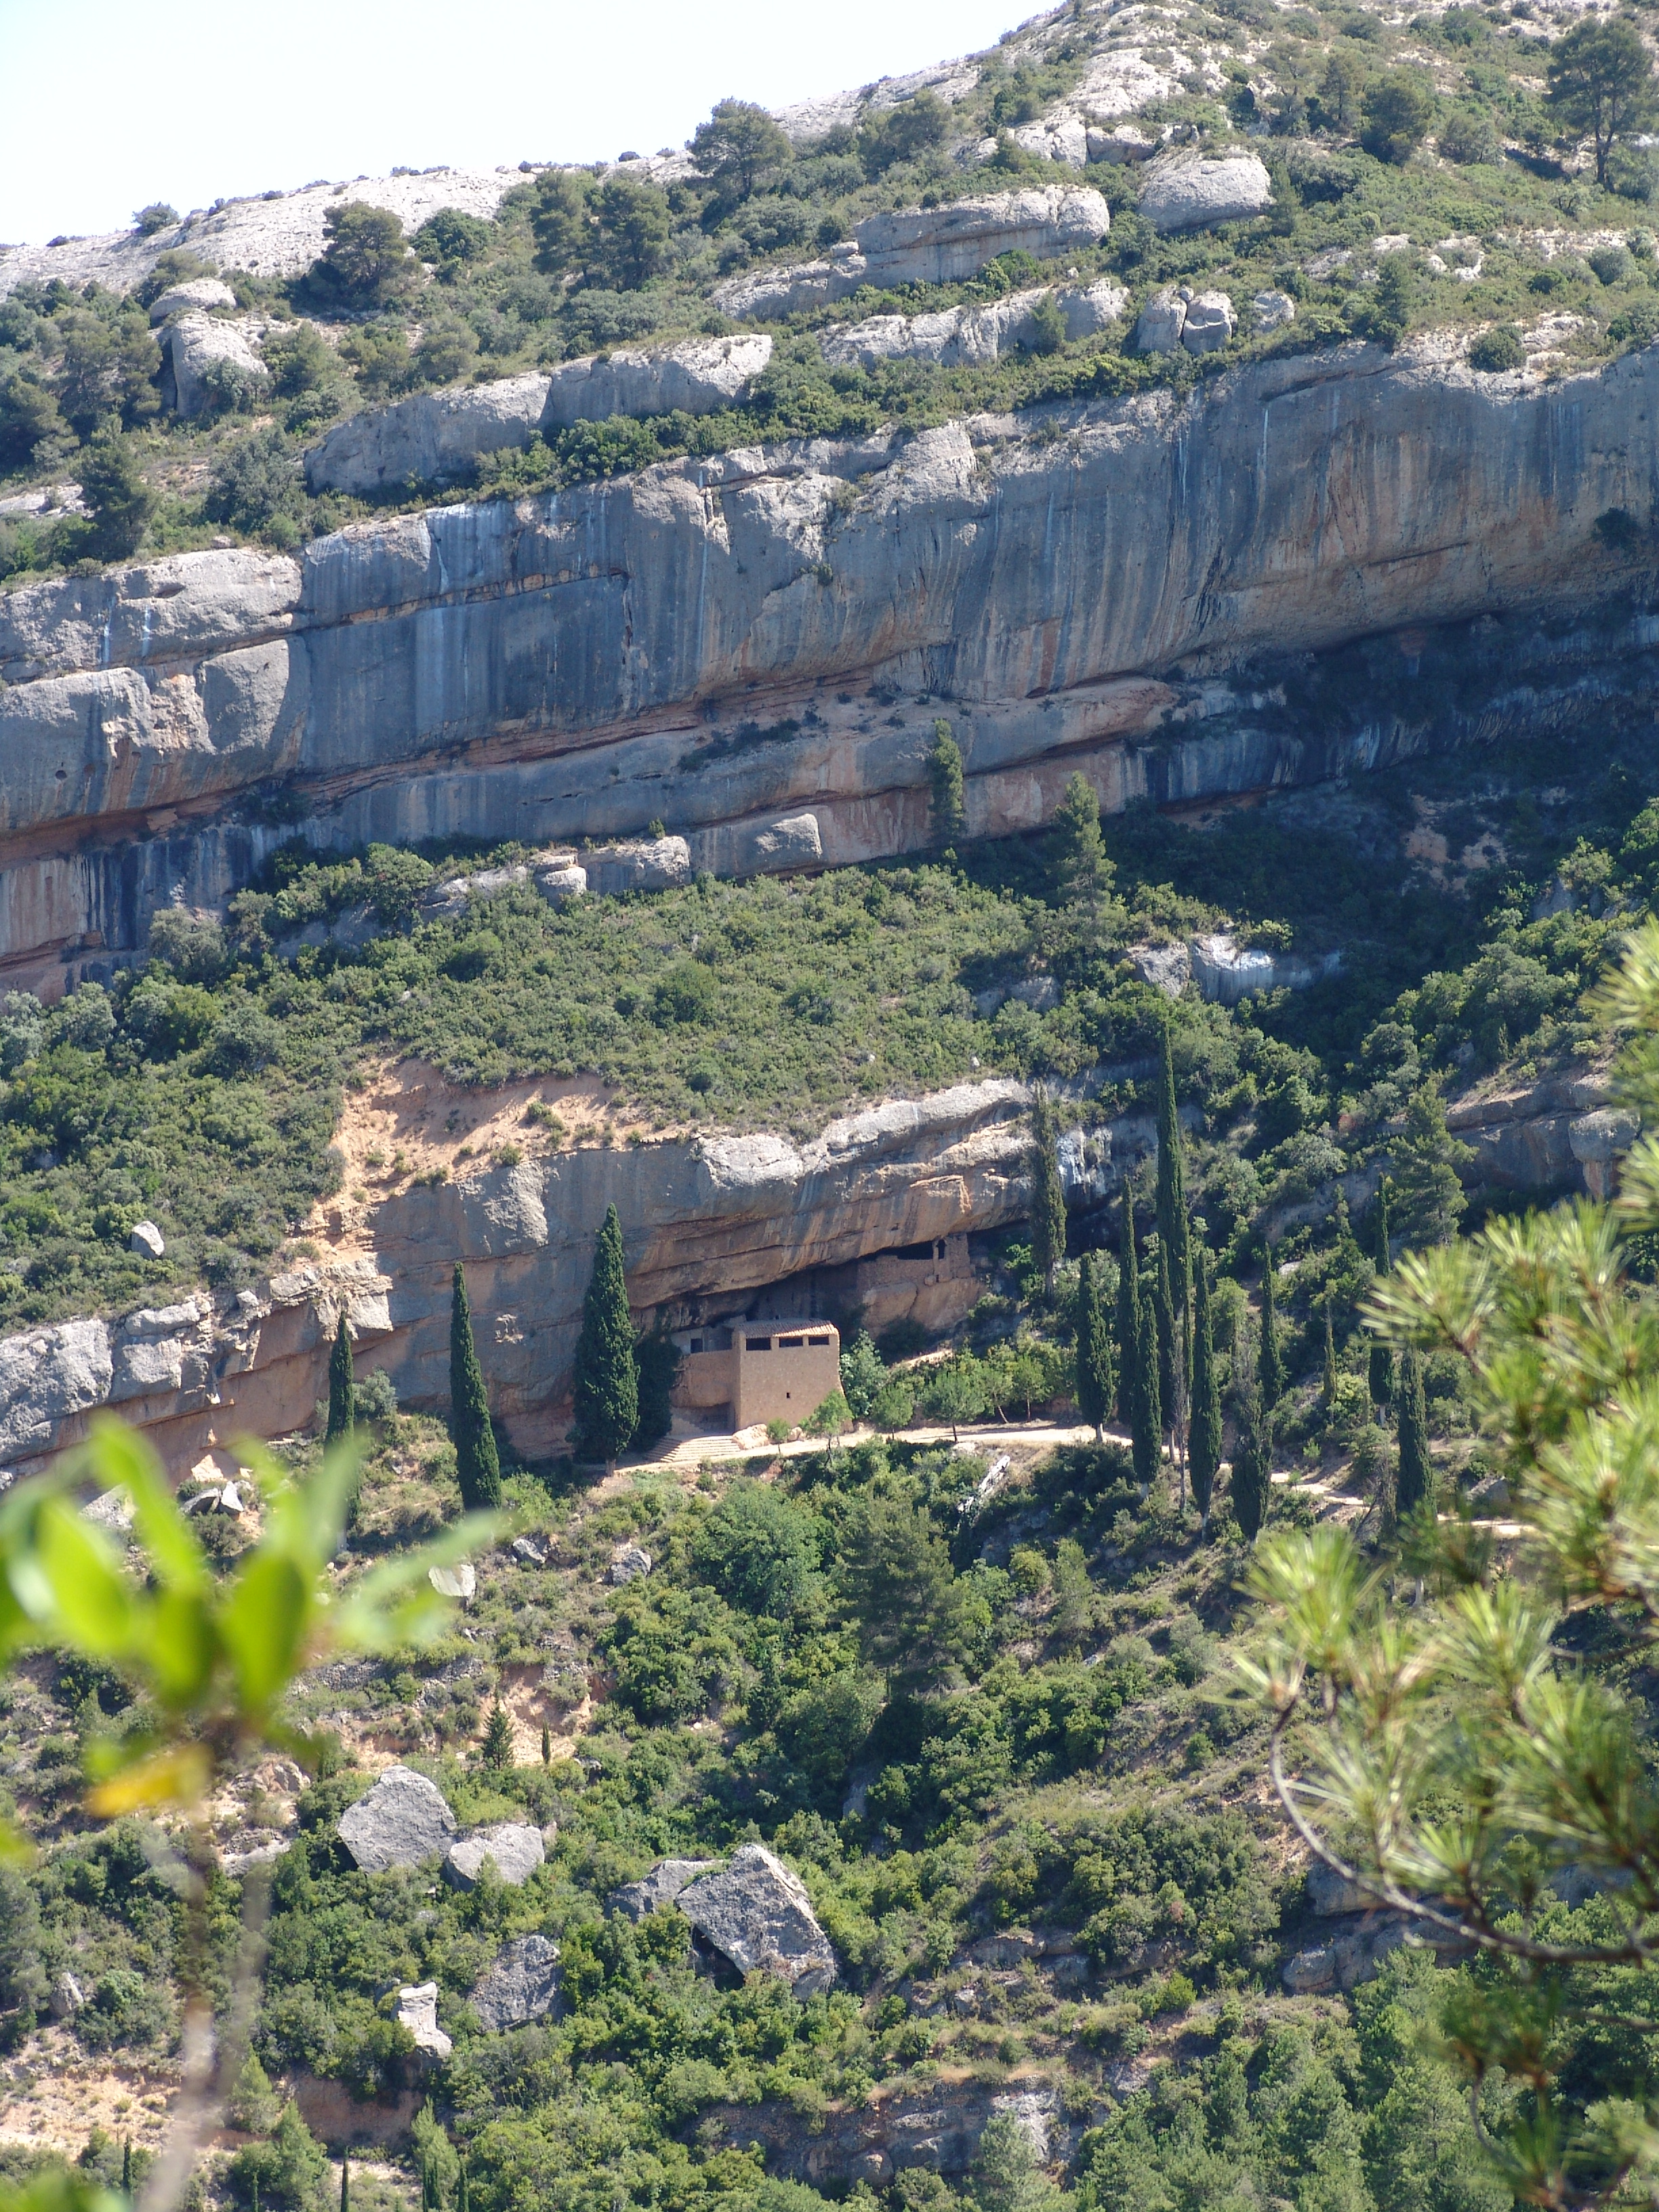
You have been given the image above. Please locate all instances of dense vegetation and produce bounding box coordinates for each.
[9,0,1659,577]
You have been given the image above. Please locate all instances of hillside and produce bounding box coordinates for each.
[7,1,1659,2209]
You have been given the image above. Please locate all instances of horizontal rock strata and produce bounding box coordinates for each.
[7,344,1659,991]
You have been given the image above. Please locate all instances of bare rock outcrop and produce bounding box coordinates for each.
[714,187,1109,317]
[819,280,1125,371]
[1138,151,1273,232]
[472,1934,563,2030]
[161,313,270,419]
[337,1765,457,1873]
[1134,286,1236,355]
[678,1845,838,1994]
[1189,933,1343,1004]
[445,1822,546,1888]
[147,279,237,322]
[304,337,773,497]
[609,1858,718,1920]
[394,1981,452,2059]
[708,2078,1063,2187]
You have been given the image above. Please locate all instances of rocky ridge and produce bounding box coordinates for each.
[7,341,1659,994]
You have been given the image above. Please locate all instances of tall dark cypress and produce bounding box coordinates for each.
[340,2157,350,2212]
[325,1310,354,1448]
[1368,1180,1395,1408]
[450,1263,503,1510]
[1395,1346,1433,1521]
[1029,1085,1068,1296]
[1258,1247,1286,1407]
[1131,1227,1162,1490]
[1075,1251,1114,1441]
[1189,1252,1222,1532]
[573,1203,639,1467]
[122,2141,131,2200]
[1155,1236,1179,1451]
[1230,1316,1271,1542]
[1322,1295,1338,1408]
[1154,1029,1191,1318]
[1115,1199,1139,1421]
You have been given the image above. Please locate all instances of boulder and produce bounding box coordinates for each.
[394,1981,451,2059]
[582,837,691,897]
[50,1971,86,2019]
[162,313,268,419]
[1126,942,1193,996]
[337,1765,458,1873]
[82,1486,134,1534]
[1138,152,1273,234]
[1570,1105,1640,1197]
[1253,289,1297,332]
[608,1544,653,1584]
[148,278,236,322]
[428,1562,476,1601]
[819,280,1125,371]
[714,188,1109,317]
[472,1933,563,2030]
[609,1857,718,1921]
[1179,290,1237,354]
[129,1221,165,1258]
[445,1822,546,1888]
[533,860,588,907]
[678,1843,838,1995]
[304,337,772,497]
[0,1316,114,1465]
[1088,123,1159,163]
[1307,1862,1380,1915]
[1134,289,1189,355]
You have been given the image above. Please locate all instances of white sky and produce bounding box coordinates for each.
[0,0,1036,246]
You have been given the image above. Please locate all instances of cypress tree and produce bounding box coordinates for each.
[541,1722,552,1766]
[1029,1086,1067,1296]
[450,1264,502,1510]
[1154,1029,1191,1319]
[1155,1236,1179,1452]
[1189,1252,1222,1532]
[340,2158,350,2212]
[122,2141,131,2200]
[632,1320,681,1450]
[1395,1346,1434,1520]
[458,2162,470,2212]
[1231,1317,1271,1542]
[1115,1198,1139,1420]
[928,718,966,845]
[325,1311,354,1448]
[1322,1295,1338,1408]
[1259,1248,1285,1407]
[1368,1180,1395,1408]
[1074,1251,1114,1441]
[573,1203,639,1467]
[1130,1225,1162,1490]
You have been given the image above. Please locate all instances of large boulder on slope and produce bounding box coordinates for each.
[678,1845,838,1995]
[608,1858,718,1921]
[445,1822,546,1889]
[1138,152,1273,234]
[337,1765,457,1872]
[162,313,268,419]
[472,1933,564,2029]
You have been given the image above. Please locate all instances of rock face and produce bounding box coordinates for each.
[1189,933,1343,1004]
[708,2078,1063,2187]
[472,1934,563,2030]
[677,1844,838,1995]
[337,1765,457,1872]
[713,188,1109,316]
[446,1822,546,1888]
[148,279,237,321]
[160,314,269,419]
[609,1858,718,1921]
[304,337,773,497]
[1138,151,1273,232]
[818,281,1126,370]
[10,345,1659,993]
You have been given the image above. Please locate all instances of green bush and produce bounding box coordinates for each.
[1467,323,1525,372]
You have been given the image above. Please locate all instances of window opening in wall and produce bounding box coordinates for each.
[808,1334,831,1346]
[779,1336,804,1348]
[745,1336,772,1351]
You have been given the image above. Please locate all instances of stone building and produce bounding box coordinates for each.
[673,1321,841,1431]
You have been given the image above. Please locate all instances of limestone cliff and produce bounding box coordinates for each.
[4,339,1659,992]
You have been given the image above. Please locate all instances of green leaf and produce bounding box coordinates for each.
[145,1585,220,1710]
[11,1496,136,1659]
[218,1549,312,1715]
[81,1416,207,1593]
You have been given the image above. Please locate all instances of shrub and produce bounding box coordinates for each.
[692,1482,819,1614]
[1438,108,1500,163]
[1467,323,1525,372]
[77,433,156,560]
[133,203,178,236]
[312,202,417,304]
